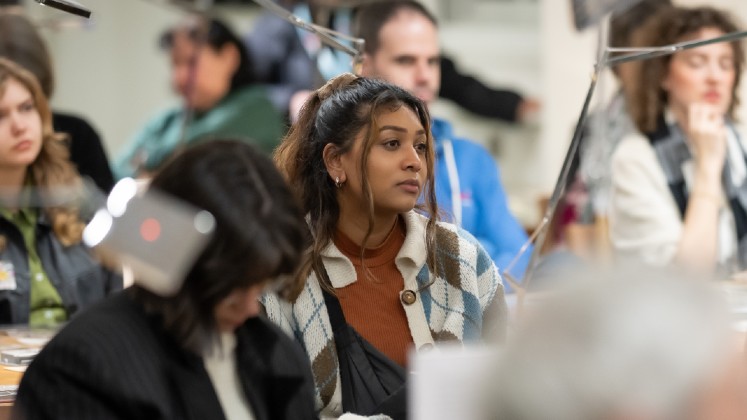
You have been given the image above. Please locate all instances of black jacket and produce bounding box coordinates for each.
[53,112,115,194]
[439,56,523,123]
[14,292,318,420]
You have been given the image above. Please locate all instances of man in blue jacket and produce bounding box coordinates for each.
[354,0,532,289]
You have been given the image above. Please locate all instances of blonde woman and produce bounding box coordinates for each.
[0,58,120,326]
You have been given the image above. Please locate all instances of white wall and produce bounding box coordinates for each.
[429,0,543,225]
[36,1,176,158]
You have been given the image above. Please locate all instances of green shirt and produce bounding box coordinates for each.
[113,85,286,179]
[0,208,67,327]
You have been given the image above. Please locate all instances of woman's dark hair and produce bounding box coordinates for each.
[607,0,674,78]
[627,6,744,133]
[608,0,673,50]
[131,139,307,352]
[159,14,256,92]
[274,73,440,295]
[0,11,55,98]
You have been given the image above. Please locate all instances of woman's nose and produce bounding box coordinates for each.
[404,148,422,172]
[172,65,191,93]
[10,111,26,135]
[228,286,263,318]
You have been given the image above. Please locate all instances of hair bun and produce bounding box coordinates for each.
[318,73,359,101]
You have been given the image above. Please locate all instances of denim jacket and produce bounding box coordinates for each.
[0,212,121,324]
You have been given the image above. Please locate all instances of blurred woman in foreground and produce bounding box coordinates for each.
[16,140,316,419]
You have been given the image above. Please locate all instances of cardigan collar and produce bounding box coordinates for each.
[320,211,429,288]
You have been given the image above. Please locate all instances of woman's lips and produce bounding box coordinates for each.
[13,140,32,151]
[703,91,722,103]
[398,180,420,194]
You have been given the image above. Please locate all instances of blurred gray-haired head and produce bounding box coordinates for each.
[487,264,732,420]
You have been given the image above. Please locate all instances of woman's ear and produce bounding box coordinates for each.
[661,73,671,93]
[219,43,240,75]
[357,52,373,77]
[322,143,344,182]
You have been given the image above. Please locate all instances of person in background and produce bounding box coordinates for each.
[487,265,747,420]
[264,73,505,418]
[15,140,317,420]
[0,10,115,193]
[610,6,746,274]
[547,0,674,259]
[0,58,120,327]
[114,14,285,180]
[246,0,539,124]
[354,0,532,287]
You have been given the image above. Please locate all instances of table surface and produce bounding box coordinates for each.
[0,367,23,419]
[0,328,55,420]
[0,361,24,420]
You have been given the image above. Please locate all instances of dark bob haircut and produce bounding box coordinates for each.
[131,139,307,352]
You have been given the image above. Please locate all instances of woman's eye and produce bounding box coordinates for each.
[685,55,706,68]
[383,140,399,149]
[719,57,734,71]
[415,143,427,154]
[20,103,35,112]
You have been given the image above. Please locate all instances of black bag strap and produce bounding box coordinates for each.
[319,277,407,419]
[322,287,349,335]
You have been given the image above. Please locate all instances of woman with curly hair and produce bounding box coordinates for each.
[0,57,120,326]
[610,6,746,274]
[264,73,506,418]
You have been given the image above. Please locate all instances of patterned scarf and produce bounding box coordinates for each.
[647,115,747,271]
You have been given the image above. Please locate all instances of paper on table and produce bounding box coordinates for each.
[408,343,498,420]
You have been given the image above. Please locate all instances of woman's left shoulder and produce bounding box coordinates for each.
[240,316,310,369]
[405,212,487,258]
[434,219,482,246]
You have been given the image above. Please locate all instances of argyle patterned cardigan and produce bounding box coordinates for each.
[262,211,506,418]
